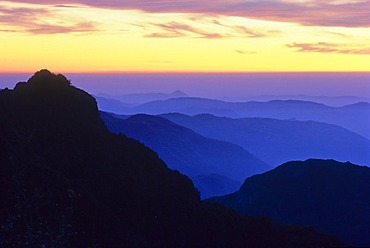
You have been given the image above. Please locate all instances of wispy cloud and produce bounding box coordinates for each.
[145,32,183,38]
[146,21,226,39]
[27,22,96,34]
[287,42,370,54]
[0,29,17,32]
[142,19,275,39]
[235,50,257,54]
[232,25,266,38]
[0,4,98,34]
[7,0,370,27]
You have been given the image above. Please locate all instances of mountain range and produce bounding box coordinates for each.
[101,112,270,198]
[95,96,370,139]
[226,94,370,107]
[97,90,187,105]
[0,70,342,247]
[94,95,133,113]
[162,113,370,166]
[208,159,370,246]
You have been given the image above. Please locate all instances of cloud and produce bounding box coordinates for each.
[0,29,17,32]
[232,26,266,38]
[325,31,349,38]
[0,4,99,34]
[27,22,97,34]
[235,50,257,54]
[145,21,227,39]
[7,0,370,27]
[142,19,274,39]
[53,4,80,8]
[287,42,370,54]
[145,32,183,38]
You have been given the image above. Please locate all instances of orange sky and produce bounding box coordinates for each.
[0,0,369,72]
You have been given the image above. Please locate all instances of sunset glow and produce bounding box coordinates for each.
[0,0,369,72]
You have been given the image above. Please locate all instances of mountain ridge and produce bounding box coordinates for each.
[98,96,370,138]
[101,112,270,198]
[97,90,187,105]
[161,113,370,166]
[208,159,370,246]
[0,70,342,247]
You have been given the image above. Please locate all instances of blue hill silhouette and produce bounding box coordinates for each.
[100,96,370,138]
[209,159,370,246]
[162,113,370,166]
[101,112,270,198]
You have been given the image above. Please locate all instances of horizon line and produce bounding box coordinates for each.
[1,70,370,74]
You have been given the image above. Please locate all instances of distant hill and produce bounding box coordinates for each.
[131,97,239,116]
[208,159,370,246]
[162,113,370,166]
[101,112,270,198]
[93,95,133,113]
[97,90,187,105]
[0,70,342,247]
[230,94,370,107]
[193,174,242,199]
[105,96,370,138]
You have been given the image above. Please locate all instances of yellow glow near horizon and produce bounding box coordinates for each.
[0,1,369,72]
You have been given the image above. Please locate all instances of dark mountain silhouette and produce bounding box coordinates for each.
[162,113,370,166]
[110,97,370,138]
[97,90,187,105]
[101,112,270,199]
[0,70,342,247]
[208,159,370,246]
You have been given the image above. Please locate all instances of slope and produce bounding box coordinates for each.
[101,112,269,198]
[162,113,370,166]
[115,97,370,138]
[209,159,370,246]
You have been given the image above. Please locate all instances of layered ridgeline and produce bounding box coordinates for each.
[98,96,370,139]
[97,90,187,105]
[101,113,270,199]
[209,159,370,246]
[0,70,342,247]
[162,113,370,166]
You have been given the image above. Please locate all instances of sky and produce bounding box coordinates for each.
[1,72,369,99]
[0,0,369,72]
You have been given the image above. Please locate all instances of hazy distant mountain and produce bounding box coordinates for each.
[101,112,270,198]
[129,97,238,116]
[209,159,370,246]
[107,97,370,138]
[93,95,133,113]
[225,95,370,107]
[193,174,242,199]
[162,113,370,166]
[97,90,187,105]
[0,70,342,247]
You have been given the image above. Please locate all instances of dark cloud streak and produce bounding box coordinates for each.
[27,22,97,34]
[143,19,274,39]
[287,42,370,55]
[146,21,228,39]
